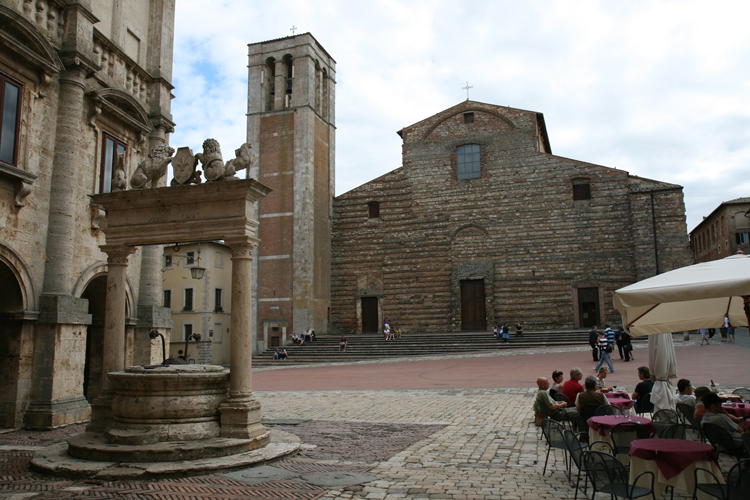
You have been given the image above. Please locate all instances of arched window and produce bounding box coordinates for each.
[263,57,275,111]
[456,144,480,180]
[282,54,293,108]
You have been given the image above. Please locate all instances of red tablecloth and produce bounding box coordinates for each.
[588,415,656,436]
[722,402,750,418]
[629,438,718,480]
[605,394,635,410]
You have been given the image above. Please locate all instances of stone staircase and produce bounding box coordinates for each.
[251,330,649,367]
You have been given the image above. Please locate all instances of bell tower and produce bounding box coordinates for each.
[247,33,335,350]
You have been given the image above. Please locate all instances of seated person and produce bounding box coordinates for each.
[534,377,584,431]
[549,370,564,399]
[576,376,608,413]
[310,330,316,341]
[674,379,696,407]
[292,333,300,344]
[693,386,712,422]
[701,393,744,446]
[596,367,612,392]
[631,366,654,413]
[394,326,402,339]
[279,348,288,360]
[273,348,280,360]
[562,367,584,403]
[339,336,348,351]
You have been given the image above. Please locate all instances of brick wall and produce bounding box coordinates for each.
[331,101,691,333]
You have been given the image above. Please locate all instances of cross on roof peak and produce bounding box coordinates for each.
[462,81,473,101]
[290,25,298,35]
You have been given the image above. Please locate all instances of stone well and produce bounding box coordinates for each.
[66,365,270,463]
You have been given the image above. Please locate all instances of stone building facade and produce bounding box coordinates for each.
[689,197,750,263]
[246,33,335,352]
[331,100,692,333]
[0,0,175,429]
[163,241,233,365]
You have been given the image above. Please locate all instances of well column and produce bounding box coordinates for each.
[219,237,267,440]
[88,245,136,431]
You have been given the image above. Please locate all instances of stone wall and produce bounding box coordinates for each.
[331,101,691,333]
[0,0,176,428]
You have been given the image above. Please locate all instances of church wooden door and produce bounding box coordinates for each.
[361,297,378,333]
[578,287,600,328]
[460,279,486,331]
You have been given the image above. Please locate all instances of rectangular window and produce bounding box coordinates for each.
[183,323,193,341]
[163,289,172,309]
[464,112,474,124]
[164,254,173,268]
[183,287,194,310]
[457,144,481,180]
[368,201,380,219]
[100,133,126,193]
[572,182,591,201]
[737,232,750,244]
[213,322,222,342]
[186,251,195,265]
[215,251,224,268]
[1,75,22,166]
[214,288,223,312]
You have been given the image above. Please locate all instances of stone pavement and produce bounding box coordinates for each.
[2,335,749,500]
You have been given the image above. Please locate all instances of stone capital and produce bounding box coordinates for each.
[100,245,136,265]
[226,237,260,259]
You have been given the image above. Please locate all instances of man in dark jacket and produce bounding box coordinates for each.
[620,327,633,362]
[589,326,599,361]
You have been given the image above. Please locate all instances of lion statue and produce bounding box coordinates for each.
[130,145,175,189]
[196,138,226,182]
[224,143,253,178]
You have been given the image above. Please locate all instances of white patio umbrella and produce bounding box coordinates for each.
[647,333,678,412]
[613,253,750,411]
[613,253,750,337]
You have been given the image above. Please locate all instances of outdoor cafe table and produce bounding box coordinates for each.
[717,393,743,403]
[587,415,656,464]
[722,402,750,419]
[604,392,635,412]
[629,438,722,500]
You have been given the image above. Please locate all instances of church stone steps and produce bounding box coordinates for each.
[251,330,648,367]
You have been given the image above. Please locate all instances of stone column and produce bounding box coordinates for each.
[42,68,86,295]
[88,245,136,431]
[219,238,268,442]
[274,59,286,110]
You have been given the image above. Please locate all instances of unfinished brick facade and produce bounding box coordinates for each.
[331,101,692,333]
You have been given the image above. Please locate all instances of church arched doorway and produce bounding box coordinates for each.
[81,275,107,402]
[0,260,25,428]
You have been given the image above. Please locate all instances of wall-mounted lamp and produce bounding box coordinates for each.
[164,245,206,279]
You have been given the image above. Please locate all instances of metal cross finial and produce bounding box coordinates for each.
[290,25,298,35]
[462,81,473,101]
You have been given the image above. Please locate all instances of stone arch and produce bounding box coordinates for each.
[74,263,134,402]
[0,5,64,78]
[73,261,135,319]
[88,88,153,136]
[450,223,489,240]
[422,108,516,142]
[0,242,38,313]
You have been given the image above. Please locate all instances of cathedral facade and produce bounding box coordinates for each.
[0,0,175,429]
[330,100,692,333]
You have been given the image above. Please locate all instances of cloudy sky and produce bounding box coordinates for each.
[170,0,750,233]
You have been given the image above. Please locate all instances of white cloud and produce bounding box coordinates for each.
[169,0,750,233]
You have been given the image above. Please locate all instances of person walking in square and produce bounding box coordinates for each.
[589,326,599,361]
[594,330,614,373]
